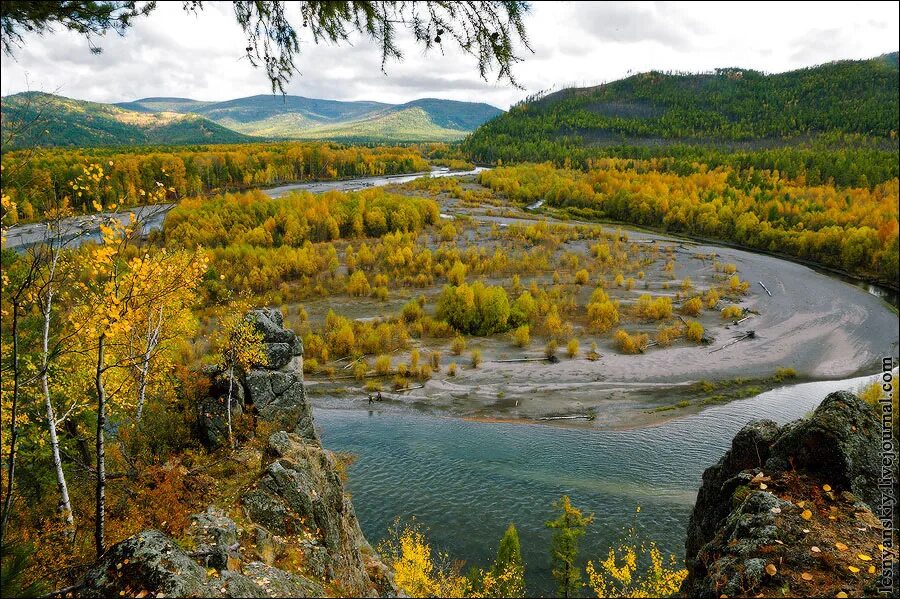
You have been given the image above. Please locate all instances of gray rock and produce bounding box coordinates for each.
[244,369,317,442]
[684,419,780,569]
[241,561,324,597]
[188,506,240,571]
[247,308,294,344]
[253,524,285,565]
[263,342,293,370]
[199,393,243,450]
[765,390,882,510]
[680,391,887,597]
[80,530,212,598]
[242,432,377,595]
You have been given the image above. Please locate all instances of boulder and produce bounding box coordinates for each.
[765,390,883,509]
[244,369,316,441]
[80,530,212,598]
[199,389,243,449]
[188,506,240,571]
[242,431,382,595]
[680,391,894,598]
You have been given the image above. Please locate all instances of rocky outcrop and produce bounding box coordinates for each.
[80,514,325,598]
[242,431,388,595]
[199,308,313,449]
[681,391,896,598]
[81,307,396,597]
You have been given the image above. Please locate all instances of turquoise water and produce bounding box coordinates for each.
[315,373,881,596]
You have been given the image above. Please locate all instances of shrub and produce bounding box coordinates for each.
[587,341,600,361]
[704,288,720,309]
[470,349,483,368]
[656,324,682,347]
[721,305,743,320]
[512,325,530,348]
[773,367,797,381]
[544,339,558,359]
[375,354,392,375]
[614,330,649,354]
[634,294,673,320]
[353,360,368,381]
[347,270,371,296]
[574,269,589,285]
[451,336,466,355]
[393,376,410,390]
[566,338,579,358]
[680,297,703,316]
[430,351,441,371]
[447,362,458,376]
[685,321,704,343]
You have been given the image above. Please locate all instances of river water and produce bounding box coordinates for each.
[314,373,884,595]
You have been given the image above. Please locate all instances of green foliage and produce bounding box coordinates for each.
[465,54,899,187]
[436,282,511,336]
[546,495,594,599]
[0,540,46,598]
[477,162,899,287]
[1,141,429,218]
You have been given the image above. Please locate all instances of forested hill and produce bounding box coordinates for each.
[463,53,900,182]
[1,92,502,147]
[1,92,252,149]
[118,94,503,142]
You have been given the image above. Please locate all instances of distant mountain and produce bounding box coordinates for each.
[117,94,503,142]
[464,52,899,163]
[0,91,502,148]
[2,92,250,149]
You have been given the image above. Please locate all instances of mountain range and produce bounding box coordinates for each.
[1,92,503,148]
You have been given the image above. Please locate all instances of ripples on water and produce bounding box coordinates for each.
[315,374,881,596]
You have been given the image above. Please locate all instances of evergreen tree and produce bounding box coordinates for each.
[491,523,526,597]
[546,495,593,599]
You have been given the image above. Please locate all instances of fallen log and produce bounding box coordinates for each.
[538,414,594,421]
[758,281,772,296]
[490,357,553,363]
[709,330,756,353]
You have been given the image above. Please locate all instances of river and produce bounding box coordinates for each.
[314,372,888,596]
[1,167,486,250]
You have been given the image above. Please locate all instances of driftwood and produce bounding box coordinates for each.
[758,281,773,296]
[490,357,553,363]
[538,414,595,421]
[709,330,756,353]
[391,384,425,393]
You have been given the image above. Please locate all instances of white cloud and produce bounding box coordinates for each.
[1,1,897,109]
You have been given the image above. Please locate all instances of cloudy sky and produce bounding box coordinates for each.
[1,1,897,109]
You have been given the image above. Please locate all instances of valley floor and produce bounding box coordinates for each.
[304,175,899,427]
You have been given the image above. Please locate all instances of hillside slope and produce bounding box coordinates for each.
[464,53,900,163]
[1,92,251,148]
[121,93,502,142]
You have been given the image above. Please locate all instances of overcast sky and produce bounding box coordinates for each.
[1,1,897,109]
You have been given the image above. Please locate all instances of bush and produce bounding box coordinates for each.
[773,367,797,381]
[614,330,649,354]
[448,362,458,376]
[512,325,530,348]
[634,294,673,320]
[470,349,483,368]
[680,297,703,316]
[430,351,441,371]
[451,336,466,355]
[685,321,704,343]
[721,305,743,320]
[574,269,589,285]
[566,338,579,358]
[347,270,371,296]
[375,354,392,375]
[544,339,558,359]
